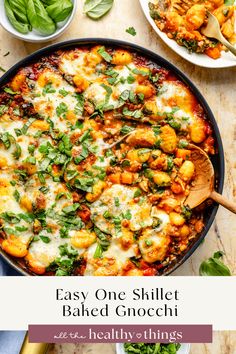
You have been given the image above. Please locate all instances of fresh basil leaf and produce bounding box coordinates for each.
[59,88,69,97]
[84,0,114,20]
[39,186,49,194]
[0,105,8,116]
[74,144,89,164]
[199,253,231,276]
[12,143,22,159]
[13,189,20,202]
[134,188,142,198]
[8,0,29,24]
[27,0,56,35]
[127,75,135,84]
[74,93,84,116]
[56,102,68,116]
[120,125,135,135]
[123,107,142,119]
[62,203,80,215]
[126,26,136,36]
[0,132,15,149]
[93,243,103,258]
[120,90,130,101]
[132,68,149,76]
[4,0,30,34]
[4,87,19,95]
[97,46,112,62]
[40,235,51,243]
[42,83,56,95]
[46,0,73,22]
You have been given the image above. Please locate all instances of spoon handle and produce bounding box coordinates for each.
[217,33,236,57]
[210,190,236,214]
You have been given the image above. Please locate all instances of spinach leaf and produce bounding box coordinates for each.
[199,252,231,276]
[84,0,114,20]
[27,0,56,35]
[46,0,73,22]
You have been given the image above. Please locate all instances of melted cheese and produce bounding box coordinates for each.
[91,184,153,237]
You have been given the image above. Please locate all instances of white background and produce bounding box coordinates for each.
[0,276,235,330]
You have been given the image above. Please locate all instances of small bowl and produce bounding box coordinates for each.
[0,0,77,43]
[116,343,191,354]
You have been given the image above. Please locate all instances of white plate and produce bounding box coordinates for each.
[116,343,191,354]
[139,0,236,68]
[0,0,77,43]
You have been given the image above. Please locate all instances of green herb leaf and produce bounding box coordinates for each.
[59,88,69,97]
[4,87,19,95]
[62,203,80,215]
[97,46,112,62]
[56,102,68,116]
[40,235,51,243]
[93,243,103,258]
[84,0,114,20]
[199,252,231,276]
[123,107,142,119]
[4,0,30,34]
[12,143,22,159]
[27,0,56,35]
[224,0,234,5]
[42,83,56,95]
[120,125,135,135]
[126,26,136,36]
[0,105,8,116]
[46,0,73,22]
[13,189,20,202]
[134,188,142,198]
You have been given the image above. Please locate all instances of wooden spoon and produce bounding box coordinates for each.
[201,12,236,57]
[103,130,136,150]
[184,144,236,213]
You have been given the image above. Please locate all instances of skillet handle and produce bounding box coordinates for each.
[20,332,49,354]
[210,190,236,214]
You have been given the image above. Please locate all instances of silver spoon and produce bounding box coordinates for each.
[201,11,236,57]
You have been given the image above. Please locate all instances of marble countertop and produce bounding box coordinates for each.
[0,0,235,353]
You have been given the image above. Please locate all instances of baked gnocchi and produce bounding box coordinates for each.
[0,45,216,276]
[149,0,236,59]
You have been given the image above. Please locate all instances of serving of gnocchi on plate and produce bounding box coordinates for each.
[140,0,236,68]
